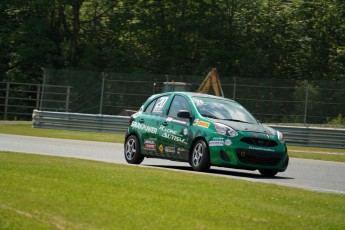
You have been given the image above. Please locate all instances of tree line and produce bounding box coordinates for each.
[0,0,344,83]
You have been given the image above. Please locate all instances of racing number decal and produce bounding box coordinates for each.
[153,96,169,113]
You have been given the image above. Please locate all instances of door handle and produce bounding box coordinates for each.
[162,121,168,126]
[139,119,145,123]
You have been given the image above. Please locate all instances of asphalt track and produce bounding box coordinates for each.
[1,134,344,195]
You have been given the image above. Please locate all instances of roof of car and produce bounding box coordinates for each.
[156,91,234,101]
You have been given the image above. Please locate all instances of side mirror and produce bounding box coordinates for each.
[177,110,191,119]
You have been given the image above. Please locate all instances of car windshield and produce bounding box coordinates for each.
[192,97,258,124]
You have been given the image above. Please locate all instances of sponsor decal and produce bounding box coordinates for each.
[144,139,156,150]
[158,144,164,153]
[153,96,169,113]
[172,119,188,126]
[225,139,232,146]
[254,133,259,137]
[166,117,188,126]
[161,132,187,144]
[266,134,270,139]
[165,146,175,154]
[183,128,188,136]
[166,117,173,122]
[131,121,157,134]
[193,119,199,126]
[159,125,177,135]
[177,147,187,155]
[249,146,275,152]
[209,137,224,146]
[159,124,187,144]
[209,141,224,147]
[198,121,210,128]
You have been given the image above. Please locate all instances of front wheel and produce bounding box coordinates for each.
[124,135,144,164]
[190,140,211,172]
[259,169,278,177]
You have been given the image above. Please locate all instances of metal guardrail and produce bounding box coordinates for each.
[32,110,345,149]
[32,110,129,134]
[269,125,345,149]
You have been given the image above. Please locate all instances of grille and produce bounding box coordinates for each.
[236,149,283,166]
[240,137,278,147]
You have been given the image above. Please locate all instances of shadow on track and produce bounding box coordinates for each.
[145,164,294,180]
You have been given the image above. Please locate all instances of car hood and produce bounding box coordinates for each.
[216,120,276,135]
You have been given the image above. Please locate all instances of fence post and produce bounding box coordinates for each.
[66,86,71,112]
[99,72,105,114]
[304,80,309,126]
[40,68,46,111]
[35,84,41,109]
[4,83,10,120]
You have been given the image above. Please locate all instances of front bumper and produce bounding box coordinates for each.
[209,144,289,172]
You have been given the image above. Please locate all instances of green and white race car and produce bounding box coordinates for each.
[124,92,289,177]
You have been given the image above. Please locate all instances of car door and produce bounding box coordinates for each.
[157,94,192,161]
[138,95,171,156]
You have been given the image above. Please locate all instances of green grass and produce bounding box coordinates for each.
[1,124,344,162]
[288,145,345,154]
[1,151,344,229]
[288,146,345,162]
[289,151,345,162]
[0,124,124,143]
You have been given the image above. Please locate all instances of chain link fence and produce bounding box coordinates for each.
[39,68,344,125]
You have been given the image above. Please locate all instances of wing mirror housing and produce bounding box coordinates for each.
[177,110,191,119]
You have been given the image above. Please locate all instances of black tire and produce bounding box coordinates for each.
[124,135,144,164]
[259,169,278,177]
[190,139,211,172]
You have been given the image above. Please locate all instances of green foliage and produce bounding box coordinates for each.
[1,0,344,82]
[328,114,345,125]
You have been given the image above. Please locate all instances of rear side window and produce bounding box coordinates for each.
[144,100,156,113]
[144,96,169,115]
[152,96,169,115]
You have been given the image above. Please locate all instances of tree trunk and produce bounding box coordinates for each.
[69,0,83,67]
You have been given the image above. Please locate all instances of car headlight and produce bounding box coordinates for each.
[214,123,238,137]
[277,131,284,143]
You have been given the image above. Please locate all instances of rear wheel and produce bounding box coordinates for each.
[190,140,210,172]
[124,135,144,164]
[259,169,278,177]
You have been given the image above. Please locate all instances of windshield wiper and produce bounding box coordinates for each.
[200,114,220,119]
[221,118,252,124]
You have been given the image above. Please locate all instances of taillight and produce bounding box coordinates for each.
[128,116,133,126]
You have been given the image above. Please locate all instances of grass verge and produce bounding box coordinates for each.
[288,145,345,154]
[1,124,344,162]
[288,146,345,162]
[1,151,344,229]
[289,151,345,162]
[0,124,124,143]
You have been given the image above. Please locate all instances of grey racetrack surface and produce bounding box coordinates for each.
[1,134,344,194]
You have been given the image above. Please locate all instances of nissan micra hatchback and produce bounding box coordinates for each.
[124,92,288,177]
